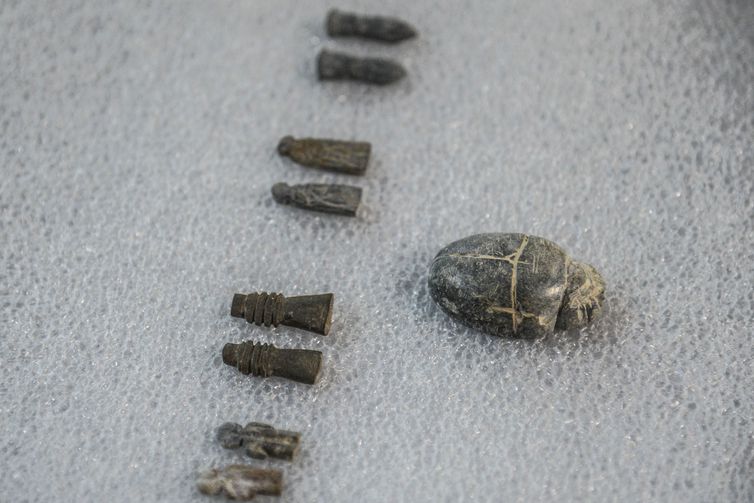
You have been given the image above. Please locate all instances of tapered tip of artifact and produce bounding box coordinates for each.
[310,358,322,384]
[277,136,294,156]
[299,352,323,385]
[322,294,334,335]
[289,441,302,461]
[271,183,291,203]
[222,343,239,367]
[230,294,246,318]
[281,293,334,335]
[382,63,406,84]
[394,23,417,42]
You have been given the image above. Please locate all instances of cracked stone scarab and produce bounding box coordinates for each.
[428,233,605,338]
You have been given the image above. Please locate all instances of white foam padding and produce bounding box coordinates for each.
[1,1,753,501]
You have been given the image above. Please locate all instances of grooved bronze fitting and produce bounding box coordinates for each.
[222,341,322,385]
[231,292,334,336]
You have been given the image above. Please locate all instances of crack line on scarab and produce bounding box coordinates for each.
[509,235,529,333]
[444,253,530,266]
[486,305,548,326]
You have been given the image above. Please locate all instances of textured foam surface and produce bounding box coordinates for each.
[1,1,753,501]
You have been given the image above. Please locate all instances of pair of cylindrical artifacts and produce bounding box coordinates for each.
[274,9,417,218]
[273,135,370,217]
[223,292,334,385]
[318,9,417,86]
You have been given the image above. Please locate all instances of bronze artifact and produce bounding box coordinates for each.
[428,233,605,338]
[277,136,371,175]
[272,182,362,217]
[231,292,334,336]
[217,422,301,461]
[317,49,406,85]
[326,8,417,43]
[222,341,322,385]
[197,464,282,500]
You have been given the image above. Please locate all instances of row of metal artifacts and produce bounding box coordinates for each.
[272,9,416,219]
[197,10,419,501]
[200,293,330,500]
[202,8,609,502]
[200,291,334,499]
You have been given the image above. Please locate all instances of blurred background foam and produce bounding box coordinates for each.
[1,0,752,501]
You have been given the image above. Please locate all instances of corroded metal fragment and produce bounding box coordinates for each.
[272,182,362,217]
[217,422,301,461]
[317,49,406,85]
[231,292,334,336]
[222,341,322,385]
[277,136,370,175]
[197,464,282,501]
[326,9,417,43]
[428,233,605,338]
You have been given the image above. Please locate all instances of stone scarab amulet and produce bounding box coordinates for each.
[428,233,605,338]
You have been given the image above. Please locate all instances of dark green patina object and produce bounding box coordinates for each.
[317,49,406,85]
[217,422,301,461]
[326,9,417,43]
[277,136,370,175]
[222,341,322,385]
[231,292,334,336]
[428,233,605,338]
[272,182,362,216]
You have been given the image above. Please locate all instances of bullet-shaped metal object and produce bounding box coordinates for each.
[277,136,371,175]
[326,9,417,43]
[317,49,406,85]
[197,464,282,500]
[222,341,322,385]
[272,182,362,217]
[217,422,301,461]
[231,291,334,335]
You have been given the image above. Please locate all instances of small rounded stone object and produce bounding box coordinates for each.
[428,233,605,338]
